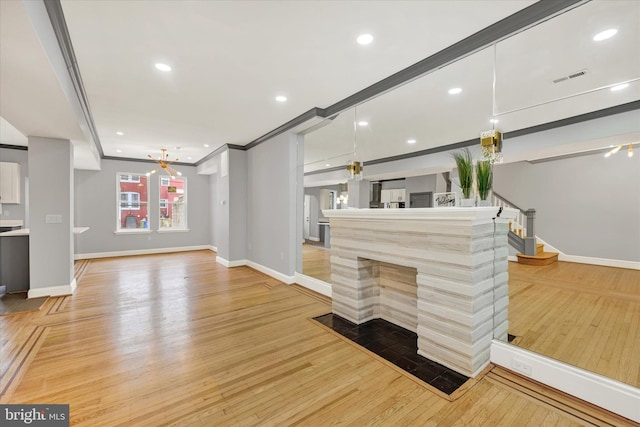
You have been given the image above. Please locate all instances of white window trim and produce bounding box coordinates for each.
[159,177,188,230]
[160,177,170,186]
[116,172,149,232]
[113,229,152,235]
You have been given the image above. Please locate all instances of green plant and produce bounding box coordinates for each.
[451,148,473,199]
[476,160,493,200]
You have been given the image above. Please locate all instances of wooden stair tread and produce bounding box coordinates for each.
[517,251,558,260]
[517,251,559,266]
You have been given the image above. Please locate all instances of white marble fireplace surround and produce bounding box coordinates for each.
[322,207,517,378]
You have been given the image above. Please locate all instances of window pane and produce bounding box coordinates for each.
[118,174,149,230]
[159,176,186,229]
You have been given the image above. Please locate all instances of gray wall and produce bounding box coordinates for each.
[28,137,74,289]
[0,147,28,224]
[228,149,247,261]
[212,152,229,260]
[493,152,640,262]
[209,173,217,249]
[246,132,299,276]
[75,158,210,255]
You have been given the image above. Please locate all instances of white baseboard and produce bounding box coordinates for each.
[28,278,77,298]
[508,255,518,262]
[209,245,217,252]
[558,254,640,270]
[491,340,640,422]
[294,273,332,298]
[247,261,295,284]
[75,245,212,260]
[215,256,248,268]
[307,237,320,242]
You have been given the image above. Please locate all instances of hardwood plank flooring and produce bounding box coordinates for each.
[304,244,640,388]
[302,243,331,282]
[0,250,632,425]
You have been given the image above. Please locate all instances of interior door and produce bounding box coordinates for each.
[304,194,310,240]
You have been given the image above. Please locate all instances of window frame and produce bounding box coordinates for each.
[158,175,188,232]
[116,172,150,233]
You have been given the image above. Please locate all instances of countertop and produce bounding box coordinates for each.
[0,220,24,227]
[0,227,89,237]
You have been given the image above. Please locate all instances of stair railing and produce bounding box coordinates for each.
[490,191,537,256]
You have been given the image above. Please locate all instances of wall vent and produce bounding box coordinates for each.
[553,69,588,84]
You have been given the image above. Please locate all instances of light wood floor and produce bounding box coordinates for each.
[2,250,631,425]
[302,243,331,282]
[303,244,640,388]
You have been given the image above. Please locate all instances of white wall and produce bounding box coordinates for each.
[74,158,211,256]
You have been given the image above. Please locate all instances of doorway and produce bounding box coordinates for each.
[409,192,433,208]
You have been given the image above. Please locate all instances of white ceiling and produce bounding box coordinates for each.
[0,0,638,173]
[304,0,640,173]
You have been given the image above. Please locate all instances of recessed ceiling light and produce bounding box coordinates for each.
[448,87,462,95]
[203,144,210,148]
[325,163,331,167]
[357,34,374,45]
[490,119,499,124]
[155,63,172,72]
[407,139,417,144]
[593,29,617,41]
[187,156,193,160]
[116,149,122,153]
[357,121,368,127]
[275,95,287,102]
[610,83,629,91]
[116,131,124,136]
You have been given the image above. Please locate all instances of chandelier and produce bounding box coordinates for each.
[147,148,182,178]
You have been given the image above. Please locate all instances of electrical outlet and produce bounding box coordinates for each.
[45,214,62,224]
[512,358,533,376]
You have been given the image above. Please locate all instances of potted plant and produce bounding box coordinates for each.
[476,159,492,206]
[451,148,474,206]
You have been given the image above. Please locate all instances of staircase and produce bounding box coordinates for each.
[491,192,558,266]
[516,243,559,266]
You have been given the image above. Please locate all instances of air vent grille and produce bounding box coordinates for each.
[553,69,587,84]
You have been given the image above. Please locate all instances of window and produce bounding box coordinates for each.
[121,192,140,210]
[159,176,187,230]
[117,173,149,231]
[120,174,140,183]
[160,177,170,186]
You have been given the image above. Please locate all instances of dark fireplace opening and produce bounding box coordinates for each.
[313,313,469,395]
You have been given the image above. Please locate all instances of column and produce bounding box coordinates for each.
[347,178,369,208]
[27,136,75,297]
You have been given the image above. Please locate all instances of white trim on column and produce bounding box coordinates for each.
[216,256,248,267]
[28,278,77,298]
[247,261,295,284]
[491,340,640,423]
[294,273,332,297]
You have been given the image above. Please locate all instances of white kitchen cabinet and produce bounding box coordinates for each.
[0,162,21,204]
[381,189,406,204]
[390,189,406,202]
